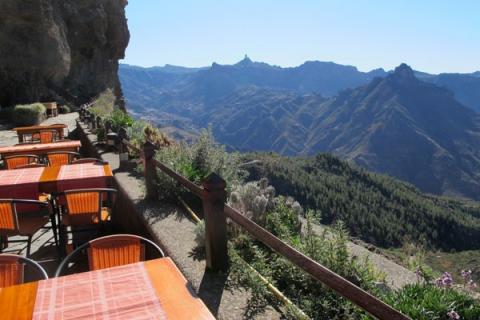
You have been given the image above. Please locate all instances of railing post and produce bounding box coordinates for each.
[202,173,228,272]
[96,116,102,134]
[79,106,85,121]
[105,120,112,133]
[83,109,90,124]
[89,114,96,132]
[142,140,158,200]
[117,127,129,168]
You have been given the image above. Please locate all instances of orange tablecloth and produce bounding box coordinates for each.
[0,258,215,320]
[0,163,112,199]
[0,141,81,158]
[40,162,113,194]
[0,167,45,200]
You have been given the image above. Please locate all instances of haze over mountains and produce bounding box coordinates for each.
[119,58,480,200]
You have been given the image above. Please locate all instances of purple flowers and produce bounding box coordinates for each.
[435,272,453,288]
[467,279,477,290]
[414,268,423,281]
[461,269,477,290]
[447,310,460,319]
[462,270,477,290]
[461,269,472,280]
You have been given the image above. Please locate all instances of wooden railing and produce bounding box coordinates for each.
[78,109,410,320]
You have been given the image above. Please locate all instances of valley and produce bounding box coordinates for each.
[120,59,480,200]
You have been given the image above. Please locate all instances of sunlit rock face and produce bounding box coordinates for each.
[0,0,130,108]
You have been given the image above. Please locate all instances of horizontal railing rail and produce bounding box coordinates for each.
[79,117,410,320]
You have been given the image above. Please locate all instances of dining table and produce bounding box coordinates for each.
[0,257,215,320]
[0,162,113,200]
[0,140,81,159]
[13,124,67,143]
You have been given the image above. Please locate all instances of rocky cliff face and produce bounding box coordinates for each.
[0,0,129,108]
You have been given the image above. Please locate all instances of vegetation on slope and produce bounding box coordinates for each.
[244,152,480,250]
[226,181,480,319]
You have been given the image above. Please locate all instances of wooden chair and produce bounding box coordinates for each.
[51,188,117,257]
[0,254,48,288]
[55,234,164,276]
[38,129,58,144]
[3,155,40,170]
[49,123,69,139]
[0,199,50,257]
[46,151,80,167]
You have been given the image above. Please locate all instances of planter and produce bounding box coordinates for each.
[107,132,118,146]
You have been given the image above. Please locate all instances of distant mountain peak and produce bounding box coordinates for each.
[392,63,415,79]
[235,55,254,66]
[367,68,387,77]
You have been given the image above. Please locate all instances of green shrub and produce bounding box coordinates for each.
[96,126,106,141]
[380,284,480,320]
[12,103,46,126]
[126,120,172,158]
[107,108,134,131]
[90,89,115,117]
[154,128,246,199]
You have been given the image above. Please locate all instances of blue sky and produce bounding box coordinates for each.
[122,1,480,74]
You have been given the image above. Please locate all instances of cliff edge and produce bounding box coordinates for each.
[0,0,129,108]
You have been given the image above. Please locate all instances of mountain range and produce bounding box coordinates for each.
[119,59,480,200]
[120,57,480,113]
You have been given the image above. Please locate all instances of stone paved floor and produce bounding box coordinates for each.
[3,223,59,278]
[1,113,79,278]
[0,112,79,147]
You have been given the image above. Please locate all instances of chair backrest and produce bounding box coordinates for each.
[39,129,57,143]
[0,201,18,233]
[0,254,48,288]
[0,255,24,288]
[55,234,164,276]
[87,235,145,271]
[65,190,101,216]
[59,188,117,225]
[4,155,39,170]
[0,200,49,234]
[46,151,79,167]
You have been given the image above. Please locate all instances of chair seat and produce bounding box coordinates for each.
[62,207,111,226]
[5,216,49,237]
